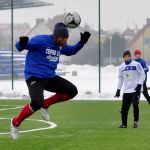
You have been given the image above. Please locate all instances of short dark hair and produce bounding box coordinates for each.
[123,50,131,58]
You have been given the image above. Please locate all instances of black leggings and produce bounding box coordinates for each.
[26,76,78,111]
[121,92,140,125]
[142,81,150,104]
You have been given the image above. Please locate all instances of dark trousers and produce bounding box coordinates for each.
[142,81,150,104]
[121,92,140,126]
[26,75,78,111]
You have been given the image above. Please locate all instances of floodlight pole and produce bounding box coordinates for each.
[109,36,112,65]
[98,0,101,93]
[11,0,14,90]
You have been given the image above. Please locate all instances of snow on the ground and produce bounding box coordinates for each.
[0,64,149,100]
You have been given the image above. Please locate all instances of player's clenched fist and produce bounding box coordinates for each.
[19,36,29,47]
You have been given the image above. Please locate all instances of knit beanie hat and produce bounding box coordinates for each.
[53,22,69,38]
[123,50,131,57]
[134,49,141,56]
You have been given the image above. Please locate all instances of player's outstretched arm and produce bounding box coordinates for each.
[16,36,42,52]
[80,31,91,44]
[15,36,29,52]
[137,63,145,85]
[61,31,91,56]
[142,60,149,72]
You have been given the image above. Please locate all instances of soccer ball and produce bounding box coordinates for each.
[64,12,81,29]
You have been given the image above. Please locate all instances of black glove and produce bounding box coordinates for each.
[114,89,120,98]
[19,36,29,47]
[135,84,142,93]
[80,31,91,44]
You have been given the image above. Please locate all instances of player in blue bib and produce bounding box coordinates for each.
[134,49,150,105]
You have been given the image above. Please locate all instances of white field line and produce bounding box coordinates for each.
[0,106,23,111]
[0,106,57,135]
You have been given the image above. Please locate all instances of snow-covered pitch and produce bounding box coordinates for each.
[0,64,149,100]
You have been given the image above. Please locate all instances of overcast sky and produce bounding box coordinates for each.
[101,0,150,31]
[0,0,150,32]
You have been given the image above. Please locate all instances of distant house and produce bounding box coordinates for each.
[47,14,65,31]
[122,27,136,42]
[26,18,52,36]
[127,18,150,62]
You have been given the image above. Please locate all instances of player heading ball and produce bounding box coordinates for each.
[10,22,91,140]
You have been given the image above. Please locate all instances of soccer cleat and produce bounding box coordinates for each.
[10,118,19,140]
[118,124,127,128]
[41,108,50,121]
[133,121,138,128]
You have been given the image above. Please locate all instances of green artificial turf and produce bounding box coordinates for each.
[0,100,150,150]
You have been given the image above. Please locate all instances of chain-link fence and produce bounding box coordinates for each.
[0,0,99,96]
[0,0,150,97]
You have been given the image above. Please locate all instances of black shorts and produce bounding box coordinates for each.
[26,75,78,111]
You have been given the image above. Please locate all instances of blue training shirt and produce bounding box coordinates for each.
[134,58,149,81]
[15,34,84,80]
